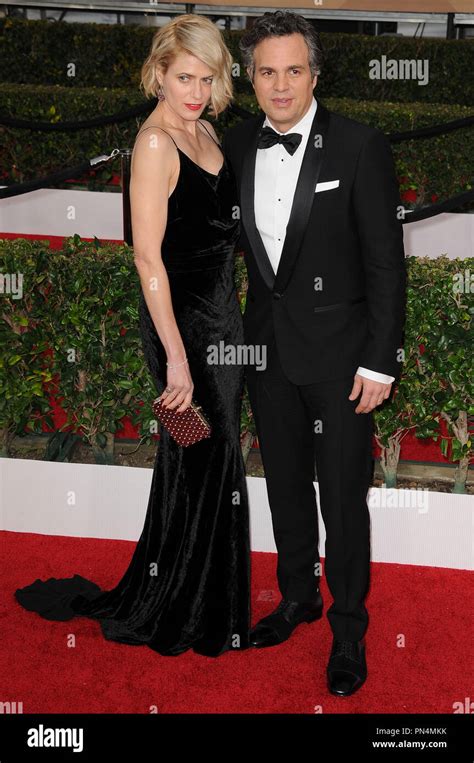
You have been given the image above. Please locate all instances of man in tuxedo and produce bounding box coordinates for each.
[223,10,406,696]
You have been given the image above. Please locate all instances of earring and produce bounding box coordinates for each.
[157,82,165,102]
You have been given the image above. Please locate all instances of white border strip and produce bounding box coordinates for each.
[1,458,472,570]
[0,187,473,260]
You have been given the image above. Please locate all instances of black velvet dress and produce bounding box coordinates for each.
[14,123,251,657]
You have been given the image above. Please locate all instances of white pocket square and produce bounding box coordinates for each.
[315,179,340,193]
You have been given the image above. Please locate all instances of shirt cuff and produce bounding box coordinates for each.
[356,366,395,384]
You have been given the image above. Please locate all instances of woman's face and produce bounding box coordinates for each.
[159,52,214,119]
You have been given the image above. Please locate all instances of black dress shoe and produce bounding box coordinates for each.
[327,638,367,696]
[250,594,323,648]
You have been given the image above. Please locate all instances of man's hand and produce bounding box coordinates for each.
[349,374,392,413]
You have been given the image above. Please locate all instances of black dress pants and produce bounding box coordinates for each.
[245,333,373,641]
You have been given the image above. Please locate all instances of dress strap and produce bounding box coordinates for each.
[138,121,220,150]
[136,124,179,148]
[197,120,221,147]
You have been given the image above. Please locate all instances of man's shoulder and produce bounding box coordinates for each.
[328,108,386,148]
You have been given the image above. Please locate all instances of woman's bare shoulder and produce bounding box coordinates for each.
[132,123,178,170]
[135,122,175,146]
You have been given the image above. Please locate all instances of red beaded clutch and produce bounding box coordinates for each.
[152,397,212,447]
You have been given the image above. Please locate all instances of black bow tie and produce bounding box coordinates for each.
[257,126,302,156]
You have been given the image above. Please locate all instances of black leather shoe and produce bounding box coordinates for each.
[327,638,367,696]
[250,593,323,648]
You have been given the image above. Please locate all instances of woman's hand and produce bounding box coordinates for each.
[159,360,194,412]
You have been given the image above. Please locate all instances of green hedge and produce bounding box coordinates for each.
[1,18,473,105]
[0,238,472,490]
[0,84,141,189]
[0,83,472,207]
[0,236,251,465]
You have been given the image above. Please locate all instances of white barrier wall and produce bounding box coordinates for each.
[1,457,472,570]
[0,187,473,259]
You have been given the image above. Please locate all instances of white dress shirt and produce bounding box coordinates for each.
[254,96,394,385]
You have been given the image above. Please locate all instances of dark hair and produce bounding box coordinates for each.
[239,10,323,81]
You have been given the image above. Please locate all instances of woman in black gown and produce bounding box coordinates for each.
[14,15,251,657]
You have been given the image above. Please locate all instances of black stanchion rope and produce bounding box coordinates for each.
[0,101,472,218]
[0,152,119,199]
[403,187,474,222]
[0,99,472,142]
[0,100,155,132]
[227,103,474,141]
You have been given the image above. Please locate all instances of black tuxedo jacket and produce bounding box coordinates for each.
[222,96,407,385]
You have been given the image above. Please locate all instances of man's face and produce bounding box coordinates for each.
[249,33,317,133]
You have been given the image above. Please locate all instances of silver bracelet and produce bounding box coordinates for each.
[167,356,188,370]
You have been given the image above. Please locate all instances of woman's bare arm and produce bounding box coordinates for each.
[130,129,193,412]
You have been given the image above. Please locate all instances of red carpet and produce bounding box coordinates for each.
[1,530,472,714]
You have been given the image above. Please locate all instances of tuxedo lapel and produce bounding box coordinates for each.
[240,111,275,291]
[274,99,330,294]
[239,97,331,294]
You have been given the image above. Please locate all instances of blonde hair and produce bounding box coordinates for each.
[140,14,233,117]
